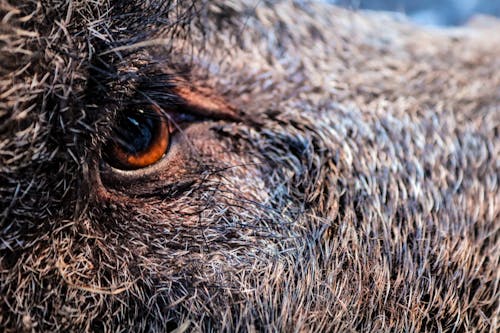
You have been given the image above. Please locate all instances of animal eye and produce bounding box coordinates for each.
[104,105,171,170]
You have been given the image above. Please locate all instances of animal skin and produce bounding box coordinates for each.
[1,0,499,332]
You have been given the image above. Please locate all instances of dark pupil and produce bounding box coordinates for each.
[115,112,155,154]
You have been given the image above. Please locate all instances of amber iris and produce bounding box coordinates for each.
[106,106,170,170]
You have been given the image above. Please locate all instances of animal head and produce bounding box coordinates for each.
[1,1,499,331]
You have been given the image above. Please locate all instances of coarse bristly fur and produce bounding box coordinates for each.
[1,0,499,332]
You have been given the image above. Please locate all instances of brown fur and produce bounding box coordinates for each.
[1,0,499,331]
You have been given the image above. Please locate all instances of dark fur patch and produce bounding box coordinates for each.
[1,0,499,331]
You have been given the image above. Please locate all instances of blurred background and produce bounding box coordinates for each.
[330,0,500,26]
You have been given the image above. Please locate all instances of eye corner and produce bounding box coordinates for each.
[100,85,239,173]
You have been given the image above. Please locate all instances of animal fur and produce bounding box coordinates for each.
[1,0,499,331]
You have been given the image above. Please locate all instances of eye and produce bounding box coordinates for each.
[104,105,172,170]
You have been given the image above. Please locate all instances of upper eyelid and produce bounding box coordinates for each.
[134,76,241,122]
[88,53,240,123]
[172,85,240,121]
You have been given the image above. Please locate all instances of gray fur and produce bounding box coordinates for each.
[1,0,499,331]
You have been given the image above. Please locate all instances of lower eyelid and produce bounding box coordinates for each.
[100,132,189,183]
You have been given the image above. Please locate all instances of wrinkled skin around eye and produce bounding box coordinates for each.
[1,1,500,332]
